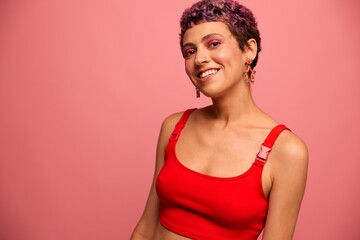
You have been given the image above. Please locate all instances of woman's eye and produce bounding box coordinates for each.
[184,49,196,58]
[208,40,221,48]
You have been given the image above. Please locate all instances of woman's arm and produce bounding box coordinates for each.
[262,131,309,240]
[130,113,183,240]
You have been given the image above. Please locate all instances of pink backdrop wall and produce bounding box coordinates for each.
[1,0,359,239]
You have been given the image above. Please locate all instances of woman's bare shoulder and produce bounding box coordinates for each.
[158,110,189,141]
[161,111,184,129]
[271,129,309,173]
[278,130,308,158]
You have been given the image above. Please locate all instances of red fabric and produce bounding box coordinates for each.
[156,109,289,240]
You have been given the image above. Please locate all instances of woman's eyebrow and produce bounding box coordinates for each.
[182,33,223,48]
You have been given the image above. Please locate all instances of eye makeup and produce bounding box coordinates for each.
[206,38,222,48]
[183,47,196,58]
[181,33,225,58]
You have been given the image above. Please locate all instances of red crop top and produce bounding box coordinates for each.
[156,109,289,240]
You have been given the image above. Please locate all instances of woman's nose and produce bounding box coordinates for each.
[194,52,210,65]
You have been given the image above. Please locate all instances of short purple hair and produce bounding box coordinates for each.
[180,0,261,68]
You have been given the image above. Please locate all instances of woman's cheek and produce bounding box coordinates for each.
[184,61,191,74]
[184,62,194,80]
[216,49,231,61]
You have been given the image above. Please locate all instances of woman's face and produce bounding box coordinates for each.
[182,21,248,98]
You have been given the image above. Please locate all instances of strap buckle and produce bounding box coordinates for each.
[256,145,272,162]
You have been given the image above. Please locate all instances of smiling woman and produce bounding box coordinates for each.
[131,0,308,239]
[182,22,253,98]
[1,0,359,239]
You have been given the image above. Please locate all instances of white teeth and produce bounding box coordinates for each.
[199,69,218,78]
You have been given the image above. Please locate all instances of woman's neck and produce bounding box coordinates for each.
[209,84,260,127]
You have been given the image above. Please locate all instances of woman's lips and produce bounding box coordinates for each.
[197,68,219,82]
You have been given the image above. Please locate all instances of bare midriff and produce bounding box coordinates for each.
[154,223,191,240]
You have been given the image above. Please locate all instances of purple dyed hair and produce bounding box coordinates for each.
[180,0,261,68]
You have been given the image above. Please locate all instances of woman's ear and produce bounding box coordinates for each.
[245,38,257,60]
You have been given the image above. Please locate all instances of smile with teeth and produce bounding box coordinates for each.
[199,69,219,78]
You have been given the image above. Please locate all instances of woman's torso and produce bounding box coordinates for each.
[155,108,283,239]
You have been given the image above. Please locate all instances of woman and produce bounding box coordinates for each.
[131,0,308,239]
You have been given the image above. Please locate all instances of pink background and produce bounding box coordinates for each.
[1,0,359,239]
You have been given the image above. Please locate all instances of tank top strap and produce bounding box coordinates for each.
[255,124,290,164]
[169,108,197,143]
